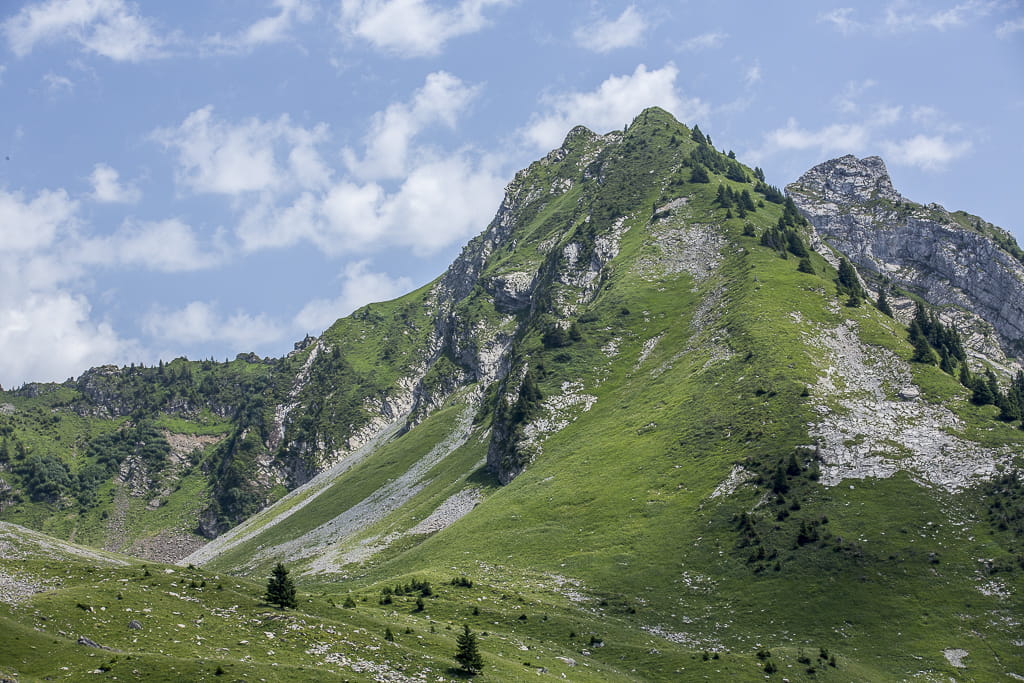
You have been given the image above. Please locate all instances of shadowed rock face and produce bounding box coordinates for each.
[787,154,1024,356]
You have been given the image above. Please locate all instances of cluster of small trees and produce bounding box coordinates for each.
[265,563,484,674]
[905,300,1024,424]
[715,183,758,218]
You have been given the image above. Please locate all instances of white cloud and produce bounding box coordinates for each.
[822,2,1004,34]
[89,162,140,203]
[819,7,861,33]
[761,118,872,156]
[43,71,73,94]
[680,31,727,51]
[522,63,708,150]
[0,290,139,386]
[0,185,144,386]
[204,0,315,54]
[294,260,413,332]
[153,106,331,196]
[338,0,511,57]
[744,61,762,86]
[238,153,505,255]
[343,71,479,181]
[996,16,1024,36]
[76,219,224,272]
[833,79,877,113]
[142,301,284,350]
[0,188,77,251]
[573,5,647,53]
[882,134,972,170]
[226,71,504,257]
[3,0,170,61]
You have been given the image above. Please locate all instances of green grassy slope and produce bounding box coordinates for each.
[183,110,1024,679]
[2,108,1022,680]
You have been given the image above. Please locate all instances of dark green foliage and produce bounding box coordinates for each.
[451,576,474,588]
[690,125,706,145]
[981,471,1024,570]
[755,181,785,204]
[797,257,814,274]
[264,562,297,609]
[455,624,483,674]
[786,231,808,258]
[876,288,893,317]
[689,164,710,183]
[909,323,936,364]
[835,258,863,299]
[997,371,1024,421]
[725,160,748,182]
[753,166,766,182]
[715,183,731,208]
[21,453,71,503]
[738,189,756,212]
[384,626,395,642]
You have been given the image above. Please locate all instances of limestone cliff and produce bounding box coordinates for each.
[787,154,1024,357]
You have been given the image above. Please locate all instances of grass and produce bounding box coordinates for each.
[2,108,1023,681]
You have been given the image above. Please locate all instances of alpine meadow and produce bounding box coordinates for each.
[0,107,1023,681]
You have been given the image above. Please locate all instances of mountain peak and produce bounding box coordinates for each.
[791,154,902,205]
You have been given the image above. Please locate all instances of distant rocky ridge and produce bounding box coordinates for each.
[787,154,1024,358]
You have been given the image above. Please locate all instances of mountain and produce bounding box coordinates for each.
[1,108,1023,681]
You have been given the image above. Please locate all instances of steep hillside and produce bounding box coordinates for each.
[2,109,1023,680]
[186,111,1022,679]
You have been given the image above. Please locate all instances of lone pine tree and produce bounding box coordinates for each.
[455,624,483,674]
[265,561,297,609]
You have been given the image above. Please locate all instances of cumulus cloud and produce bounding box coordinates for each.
[238,153,504,255]
[0,291,139,386]
[152,106,331,196]
[76,219,225,272]
[338,0,511,57]
[573,5,647,53]
[142,301,284,350]
[0,186,145,386]
[882,134,972,170]
[3,0,170,61]
[294,260,413,332]
[196,71,506,258]
[204,0,315,54]
[89,163,140,203]
[760,118,872,156]
[0,187,77,251]
[522,63,708,150]
[343,71,479,181]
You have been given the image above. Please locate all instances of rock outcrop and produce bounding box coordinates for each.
[787,155,1024,357]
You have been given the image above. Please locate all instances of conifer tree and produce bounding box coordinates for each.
[690,164,710,183]
[264,561,297,609]
[876,288,893,317]
[455,624,484,674]
[690,125,707,145]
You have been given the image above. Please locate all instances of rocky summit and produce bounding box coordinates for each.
[1,108,1023,681]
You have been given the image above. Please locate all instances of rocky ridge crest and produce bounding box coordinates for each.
[787,155,1024,357]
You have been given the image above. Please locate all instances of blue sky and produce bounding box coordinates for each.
[0,0,1021,387]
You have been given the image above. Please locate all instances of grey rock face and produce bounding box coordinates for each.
[788,155,1024,356]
